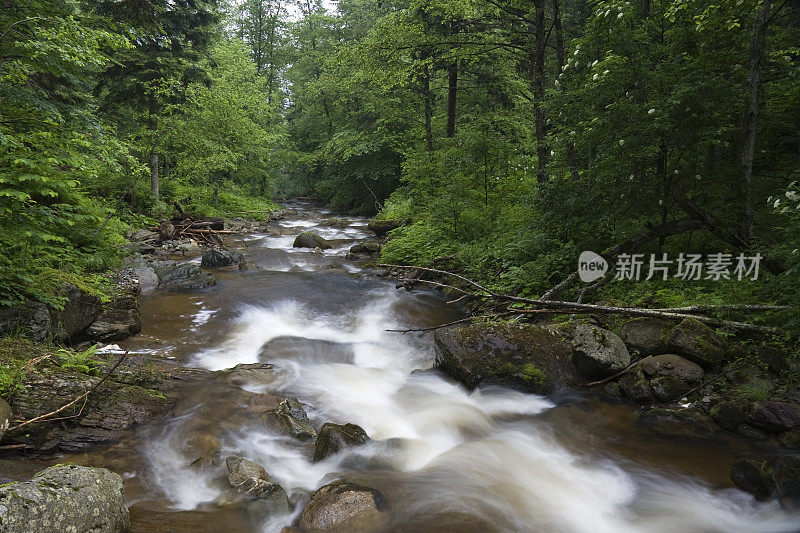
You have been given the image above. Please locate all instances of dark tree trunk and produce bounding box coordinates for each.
[554,0,578,180]
[149,149,159,201]
[446,63,458,138]
[532,0,549,184]
[422,62,434,151]
[739,0,772,245]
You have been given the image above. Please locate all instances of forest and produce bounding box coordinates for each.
[2,0,800,328]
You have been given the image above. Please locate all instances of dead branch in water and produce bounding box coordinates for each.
[7,352,129,433]
[378,264,781,334]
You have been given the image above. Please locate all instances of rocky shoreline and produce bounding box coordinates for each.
[1,210,798,530]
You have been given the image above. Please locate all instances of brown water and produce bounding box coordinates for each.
[3,202,800,532]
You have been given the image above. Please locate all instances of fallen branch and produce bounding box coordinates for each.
[586,356,657,386]
[7,352,129,433]
[382,264,781,334]
[386,312,517,334]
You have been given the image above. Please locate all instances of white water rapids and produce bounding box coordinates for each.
[135,205,799,533]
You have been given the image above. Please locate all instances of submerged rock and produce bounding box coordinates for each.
[433,322,580,394]
[156,263,217,291]
[226,455,290,520]
[293,232,331,250]
[201,248,245,267]
[313,423,370,462]
[268,397,317,441]
[0,464,129,532]
[665,317,728,368]
[569,323,630,380]
[298,481,387,531]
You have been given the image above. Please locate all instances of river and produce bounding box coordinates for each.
[9,202,800,532]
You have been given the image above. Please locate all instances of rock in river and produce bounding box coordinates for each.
[156,263,218,291]
[433,322,580,394]
[226,455,290,521]
[313,423,370,462]
[293,231,331,250]
[0,464,129,532]
[267,397,317,441]
[298,481,387,531]
[202,248,245,267]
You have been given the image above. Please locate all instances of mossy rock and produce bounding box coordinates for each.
[433,323,580,394]
[665,318,728,369]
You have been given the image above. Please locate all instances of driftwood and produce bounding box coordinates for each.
[379,264,782,335]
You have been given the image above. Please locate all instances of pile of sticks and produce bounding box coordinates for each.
[160,217,235,246]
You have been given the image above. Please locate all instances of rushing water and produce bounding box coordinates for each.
[6,202,800,532]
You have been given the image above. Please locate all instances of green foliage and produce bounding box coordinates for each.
[56,346,103,376]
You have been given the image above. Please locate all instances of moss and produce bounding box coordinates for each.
[522,363,546,385]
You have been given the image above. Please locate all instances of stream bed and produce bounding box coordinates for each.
[4,202,800,532]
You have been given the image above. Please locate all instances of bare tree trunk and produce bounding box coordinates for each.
[532,0,549,184]
[739,0,772,245]
[446,63,458,138]
[149,149,159,201]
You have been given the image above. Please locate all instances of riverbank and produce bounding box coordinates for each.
[1,203,799,532]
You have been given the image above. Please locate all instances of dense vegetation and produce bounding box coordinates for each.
[2,0,800,333]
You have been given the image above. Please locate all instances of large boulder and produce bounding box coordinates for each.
[731,459,773,500]
[267,397,317,441]
[433,323,580,394]
[618,366,656,404]
[349,242,381,255]
[619,318,671,355]
[0,464,129,532]
[225,455,290,521]
[293,232,331,250]
[569,324,631,380]
[640,354,704,402]
[313,423,370,462]
[84,273,142,343]
[0,397,11,442]
[665,318,728,368]
[201,248,245,267]
[367,219,402,236]
[747,402,800,433]
[298,481,387,531]
[156,264,217,291]
[9,370,174,451]
[0,302,53,343]
[57,284,103,342]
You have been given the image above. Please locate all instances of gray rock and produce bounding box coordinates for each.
[433,323,581,394]
[268,398,317,441]
[85,274,141,342]
[641,354,704,382]
[0,397,10,442]
[133,266,159,292]
[293,232,331,250]
[131,229,158,242]
[156,264,217,291]
[731,458,772,500]
[313,423,370,462]
[666,318,728,368]
[298,481,387,531]
[225,455,290,522]
[570,324,631,380]
[57,284,103,342]
[201,248,245,267]
[0,302,53,342]
[710,399,749,430]
[620,318,671,355]
[0,464,129,532]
